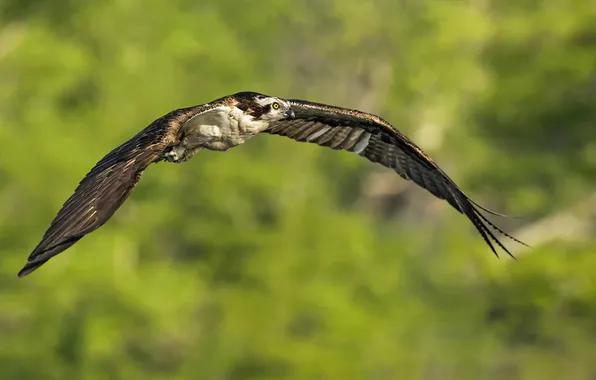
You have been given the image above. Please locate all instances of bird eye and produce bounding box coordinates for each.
[271,102,280,110]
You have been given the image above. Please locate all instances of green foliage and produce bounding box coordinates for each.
[1,0,595,379]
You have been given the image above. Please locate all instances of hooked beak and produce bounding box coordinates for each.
[286,108,295,119]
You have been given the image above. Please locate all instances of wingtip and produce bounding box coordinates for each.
[17,267,31,278]
[468,199,527,219]
[17,261,42,278]
[471,205,529,261]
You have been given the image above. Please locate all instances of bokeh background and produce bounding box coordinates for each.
[1,0,595,379]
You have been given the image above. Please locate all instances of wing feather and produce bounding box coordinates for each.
[18,105,214,277]
[264,99,528,257]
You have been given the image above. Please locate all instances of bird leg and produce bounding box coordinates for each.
[162,144,204,163]
[163,145,187,163]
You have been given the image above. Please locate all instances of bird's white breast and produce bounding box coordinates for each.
[178,105,270,152]
[197,124,223,138]
[229,106,270,134]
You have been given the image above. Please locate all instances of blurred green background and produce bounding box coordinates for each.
[1,0,596,379]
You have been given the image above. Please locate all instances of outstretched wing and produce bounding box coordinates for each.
[264,98,528,257]
[18,107,202,277]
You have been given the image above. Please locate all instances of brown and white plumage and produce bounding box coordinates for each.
[18,92,294,277]
[19,91,526,278]
[264,98,528,257]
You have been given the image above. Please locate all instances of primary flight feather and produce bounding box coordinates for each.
[18,91,527,277]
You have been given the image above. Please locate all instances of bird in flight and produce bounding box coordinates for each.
[18,91,527,277]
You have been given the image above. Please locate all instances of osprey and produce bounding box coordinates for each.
[17,91,527,277]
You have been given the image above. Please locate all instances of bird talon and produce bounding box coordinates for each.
[164,147,183,162]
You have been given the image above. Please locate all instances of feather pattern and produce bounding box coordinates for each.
[264,98,528,258]
[18,104,219,277]
[19,90,526,278]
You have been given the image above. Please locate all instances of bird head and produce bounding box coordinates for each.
[233,92,295,121]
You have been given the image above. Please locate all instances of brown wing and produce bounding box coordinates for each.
[264,98,529,257]
[18,105,212,277]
